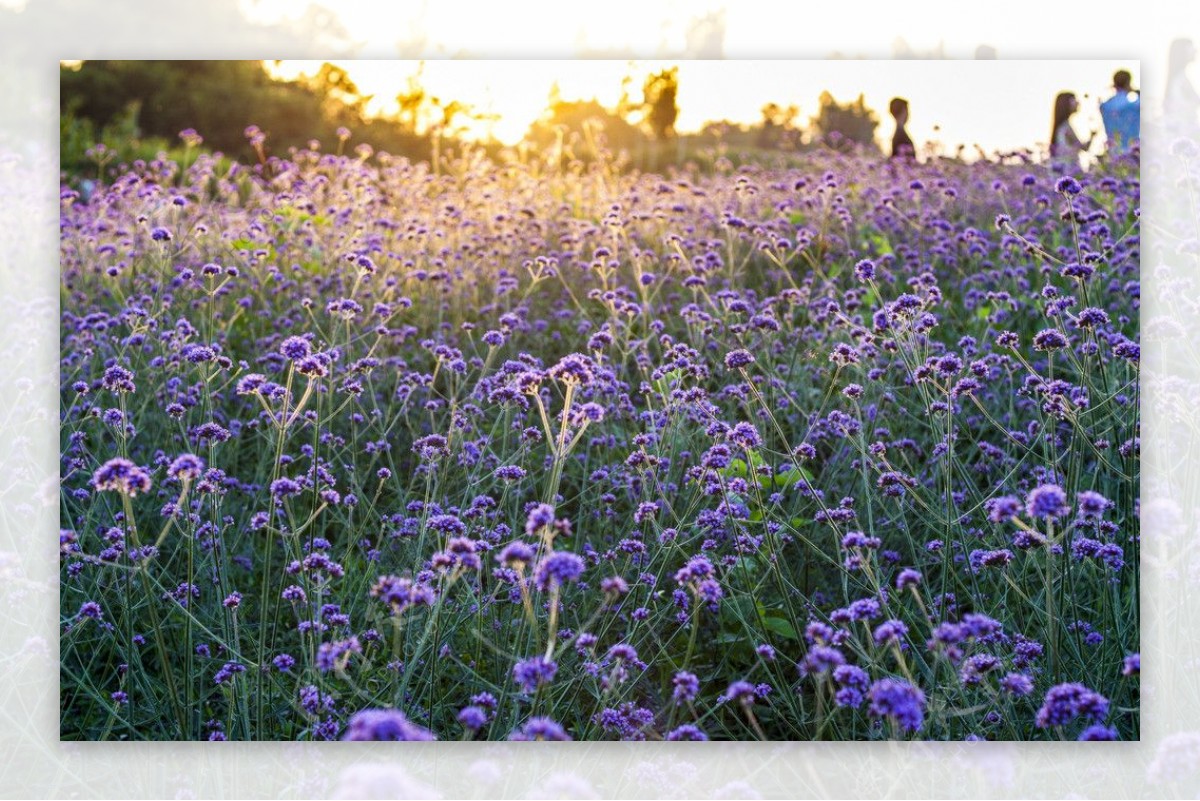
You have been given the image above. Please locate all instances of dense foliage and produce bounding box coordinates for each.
[59,133,1139,741]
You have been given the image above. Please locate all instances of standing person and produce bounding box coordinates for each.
[1099,70,1140,155]
[1165,38,1199,135]
[1050,92,1095,171]
[889,97,915,161]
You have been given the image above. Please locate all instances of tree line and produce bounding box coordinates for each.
[60,60,883,178]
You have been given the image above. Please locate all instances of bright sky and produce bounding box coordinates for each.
[241,0,1198,158]
[269,59,1142,160]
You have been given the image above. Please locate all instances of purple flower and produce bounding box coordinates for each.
[722,680,758,705]
[1076,491,1110,519]
[513,656,558,692]
[496,541,537,567]
[833,665,870,708]
[798,645,846,677]
[279,336,311,360]
[607,643,642,665]
[494,465,526,481]
[724,349,756,369]
[457,705,489,731]
[236,373,268,395]
[673,670,700,704]
[830,342,861,366]
[212,661,245,684]
[411,434,449,461]
[847,598,881,621]
[1026,484,1069,519]
[524,503,556,537]
[1122,653,1140,676]
[666,724,708,741]
[91,458,152,497]
[1033,329,1069,351]
[1035,682,1109,728]
[547,353,596,386]
[1055,176,1082,195]
[1075,307,1109,327]
[601,575,629,595]
[532,551,585,591]
[1078,724,1118,741]
[727,422,762,449]
[270,477,303,499]
[674,555,715,585]
[1000,672,1034,697]
[867,678,926,733]
[985,496,1023,523]
[969,548,1015,572]
[873,619,909,645]
[342,709,436,741]
[369,575,435,614]
[316,637,362,673]
[101,365,136,393]
[167,453,205,481]
[508,717,571,741]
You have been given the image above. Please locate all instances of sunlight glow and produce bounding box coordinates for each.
[268,59,1141,160]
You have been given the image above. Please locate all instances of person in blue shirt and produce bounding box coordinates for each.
[1099,70,1140,155]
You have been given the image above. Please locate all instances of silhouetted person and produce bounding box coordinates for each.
[1166,38,1199,134]
[1050,91,1095,171]
[889,97,915,160]
[1099,70,1140,155]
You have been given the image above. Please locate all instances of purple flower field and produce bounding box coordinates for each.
[59,134,1139,741]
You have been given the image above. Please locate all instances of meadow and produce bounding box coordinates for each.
[59,131,1140,741]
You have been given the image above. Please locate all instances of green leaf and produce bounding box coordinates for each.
[762,615,800,641]
[767,465,814,489]
[755,600,800,640]
[652,368,683,396]
[719,458,750,479]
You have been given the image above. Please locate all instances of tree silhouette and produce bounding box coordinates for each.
[60,60,437,175]
[810,91,880,152]
[758,102,801,150]
[642,68,679,141]
[524,96,648,163]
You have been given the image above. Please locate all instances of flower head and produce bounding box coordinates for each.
[342,709,436,741]
[532,551,585,591]
[867,678,926,732]
[91,458,152,497]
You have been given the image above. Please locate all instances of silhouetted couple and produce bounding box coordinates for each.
[1052,69,1141,170]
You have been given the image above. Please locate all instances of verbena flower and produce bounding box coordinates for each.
[724,349,755,369]
[532,551,585,591]
[1026,484,1070,519]
[1035,682,1109,728]
[867,678,926,733]
[513,656,558,692]
[91,458,152,496]
[167,453,205,481]
[666,724,708,741]
[508,717,571,741]
[342,709,436,741]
